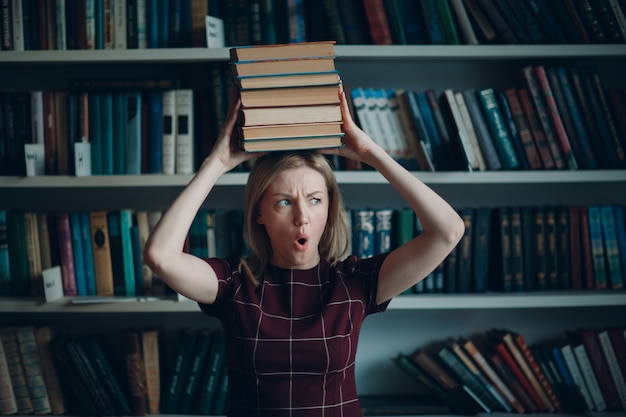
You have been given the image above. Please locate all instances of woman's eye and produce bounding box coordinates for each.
[311,197,321,205]
[277,199,290,207]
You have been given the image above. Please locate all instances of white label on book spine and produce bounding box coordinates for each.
[24,144,45,176]
[74,142,91,177]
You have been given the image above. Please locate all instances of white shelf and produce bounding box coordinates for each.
[388,291,626,310]
[0,170,624,188]
[2,291,624,313]
[1,44,624,64]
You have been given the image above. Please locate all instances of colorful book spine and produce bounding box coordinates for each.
[476,88,520,170]
[352,209,375,259]
[15,326,51,414]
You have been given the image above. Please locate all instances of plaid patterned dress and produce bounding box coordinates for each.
[199,253,390,417]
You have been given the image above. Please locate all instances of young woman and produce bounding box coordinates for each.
[144,85,465,416]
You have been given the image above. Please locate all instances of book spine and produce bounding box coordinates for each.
[141,330,160,414]
[572,343,607,411]
[0,328,33,414]
[161,89,177,175]
[560,344,595,411]
[124,331,147,416]
[89,211,115,296]
[534,65,578,170]
[503,88,541,170]
[515,334,563,412]
[588,206,608,289]
[351,209,375,259]
[15,326,51,414]
[33,325,66,415]
[22,212,42,297]
[521,66,566,170]
[476,88,520,170]
[174,89,195,174]
[119,209,136,296]
[0,331,17,414]
[69,211,87,296]
[597,330,626,409]
[363,0,393,44]
[600,205,624,289]
[56,212,77,296]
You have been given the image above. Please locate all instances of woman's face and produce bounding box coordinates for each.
[257,165,329,269]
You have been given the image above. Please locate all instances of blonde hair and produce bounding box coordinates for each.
[239,152,350,285]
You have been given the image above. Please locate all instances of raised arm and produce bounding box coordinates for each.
[143,91,256,304]
[325,86,465,304]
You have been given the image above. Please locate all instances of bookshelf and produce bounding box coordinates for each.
[2,41,626,416]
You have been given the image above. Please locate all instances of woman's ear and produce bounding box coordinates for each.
[257,210,264,225]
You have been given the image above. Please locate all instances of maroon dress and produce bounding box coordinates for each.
[199,253,390,417]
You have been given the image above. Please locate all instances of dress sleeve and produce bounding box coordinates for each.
[197,255,239,317]
[344,253,391,315]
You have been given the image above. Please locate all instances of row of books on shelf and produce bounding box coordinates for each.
[0,0,219,51]
[394,326,626,414]
[355,0,626,46]
[2,203,625,300]
[0,85,205,177]
[357,204,626,295]
[0,324,228,416]
[3,64,625,177]
[350,65,626,173]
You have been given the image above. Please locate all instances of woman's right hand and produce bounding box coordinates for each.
[204,88,258,173]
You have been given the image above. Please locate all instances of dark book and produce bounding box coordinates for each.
[533,206,548,291]
[420,0,447,44]
[606,88,626,153]
[585,66,626,169]
[613,206,626,289]
[336,0,368,44]
[363,0,394,44]
[579,205,596,289]
[425,88,462,170]
[503,88,542,170]
[193,330,226,414]
[544,206,559,290]
[588,206,608,289]
[556,206,572,290]
[436,0,461,44]
[472,207,492,293]
[394,0,428,44]
[534,65,578,170]
[496,88,529,170]
[517,87,555,169]
[544,66,591,170]
[456,207,474,293]
[463,0,498,43]
[569,206,583,290]
[544,1,585,43]
[177,329,213,414]
[476,88,520,170]
[520,206,535,291]
[463,89,502,171]
[521,66,566,170]
[600,205,624,289]
[568,67,610,168]
[525,0,569,44]
[80,336,131,416]
[572,0,608,43]
[160,329,198,414]
[492,0,531,43]
[415,90,447,170]
[507,0,550,44]
[509,207,525,292]
[477,0,517,43]
[491,207,513,292]
[594,0,626,43]
[49,335,100,416]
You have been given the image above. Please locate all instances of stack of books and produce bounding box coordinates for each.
[230,41,344,152]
